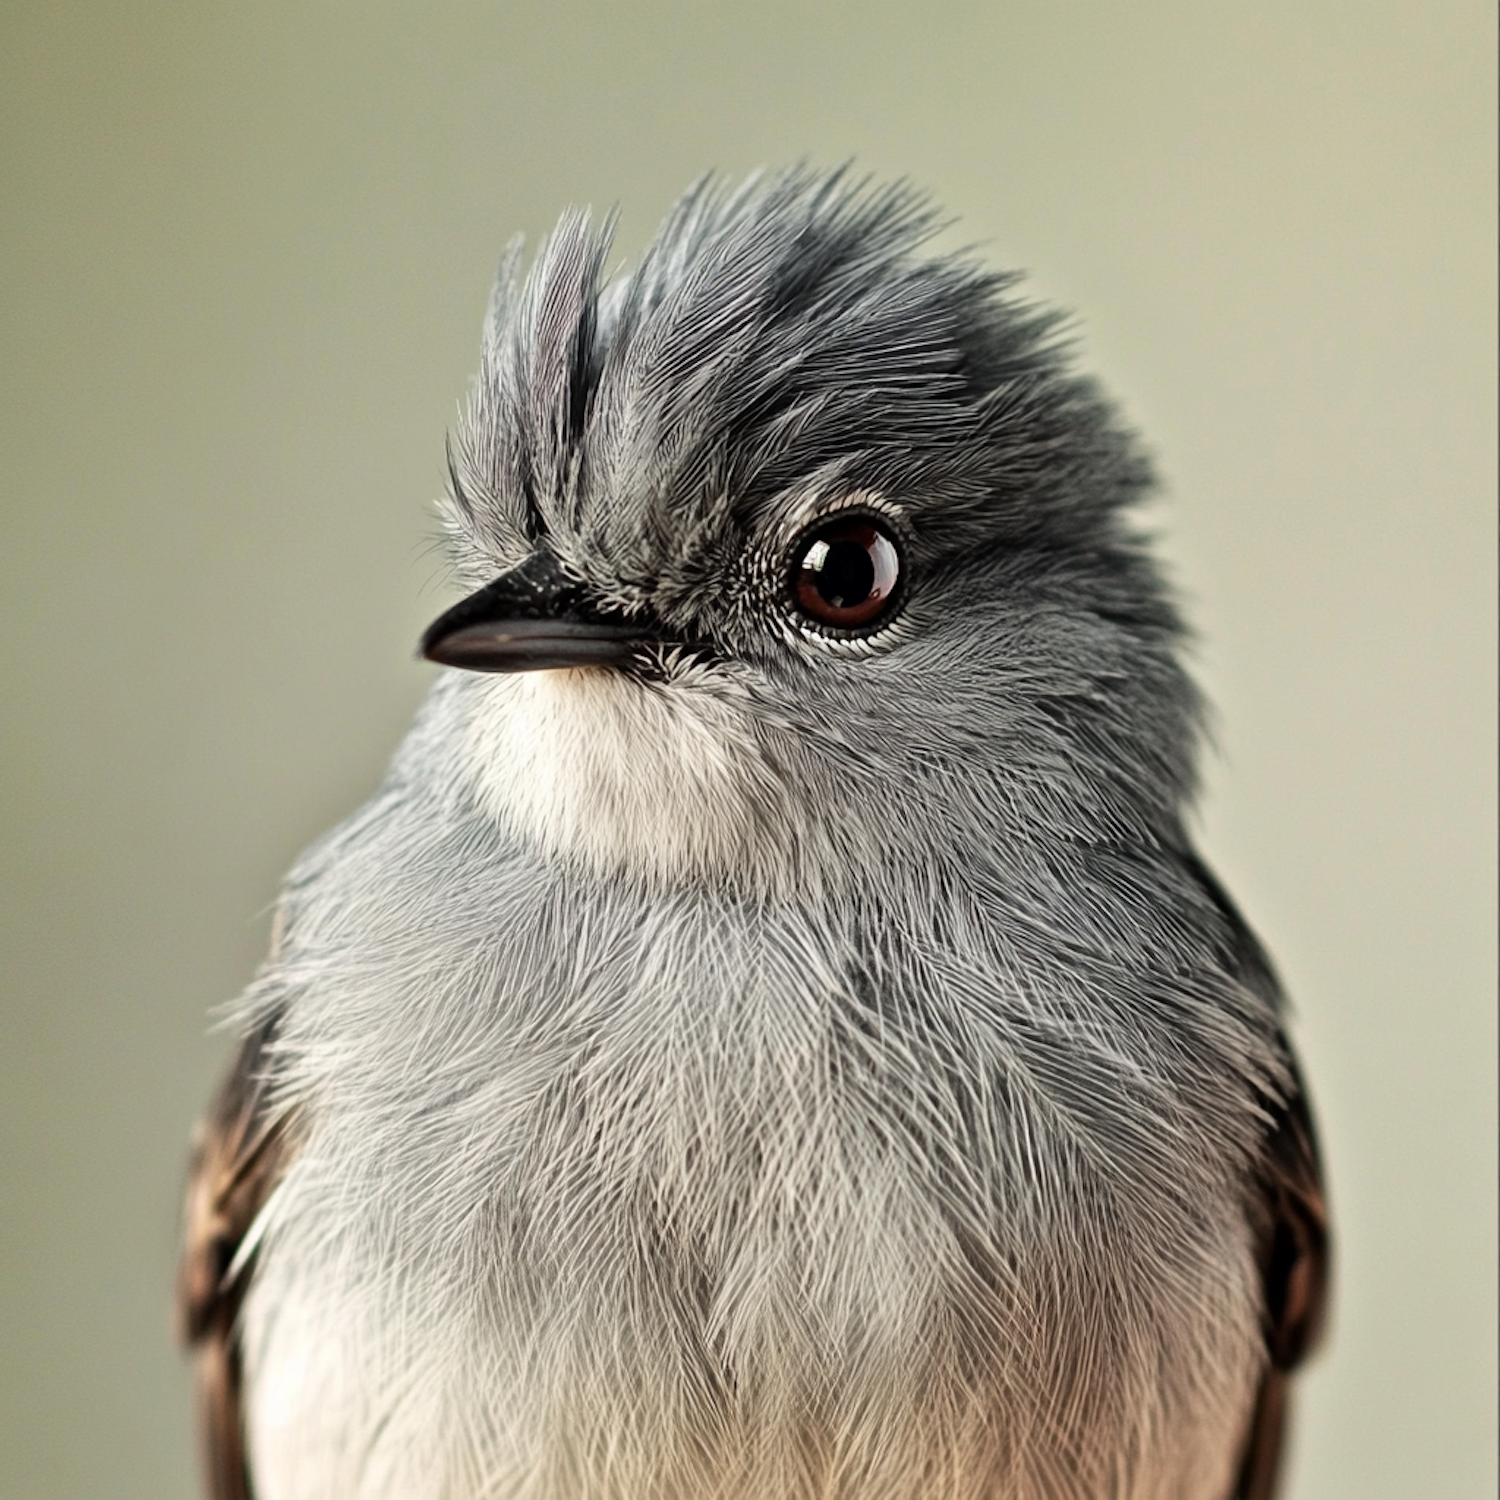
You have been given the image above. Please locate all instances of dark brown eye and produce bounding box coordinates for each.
[791,516,902,630]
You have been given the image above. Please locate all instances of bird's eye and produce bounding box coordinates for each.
[790,515,902,631]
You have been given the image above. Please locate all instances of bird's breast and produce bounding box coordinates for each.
[240,867,1265,1500]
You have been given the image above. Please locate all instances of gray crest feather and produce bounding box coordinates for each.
[446,166,1149,592]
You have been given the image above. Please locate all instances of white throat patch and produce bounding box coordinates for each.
[463,664,810,889]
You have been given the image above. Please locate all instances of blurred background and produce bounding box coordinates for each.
[1,3,1494,1496]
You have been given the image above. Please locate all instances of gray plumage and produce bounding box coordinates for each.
[180,166,1328,1500]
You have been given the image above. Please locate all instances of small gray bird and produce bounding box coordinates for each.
[179,167,1328,1500]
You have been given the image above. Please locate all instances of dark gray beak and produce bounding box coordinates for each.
[420,553,659,673]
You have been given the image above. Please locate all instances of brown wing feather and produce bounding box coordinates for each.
[1232,1077,1331,1499]
[177,1008,297,1500]
[1180,854,1331,1500]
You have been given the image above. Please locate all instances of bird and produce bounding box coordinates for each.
[178,166,1328,1500]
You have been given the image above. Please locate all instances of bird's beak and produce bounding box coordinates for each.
[419,552,658,673]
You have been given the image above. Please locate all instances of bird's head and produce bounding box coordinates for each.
[423,168,1200,895]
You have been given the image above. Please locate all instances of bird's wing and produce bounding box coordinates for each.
[1181,854,1331,1500]
[1232,1073,1330,1500]
[177,1003,297,1500]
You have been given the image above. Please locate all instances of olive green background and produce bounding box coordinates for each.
[2,3,1494,1496]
